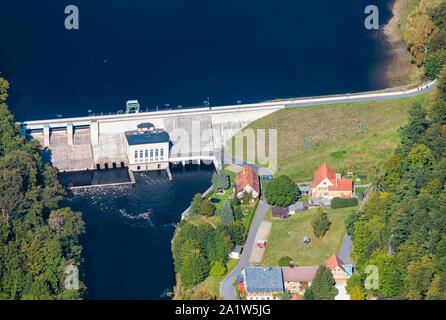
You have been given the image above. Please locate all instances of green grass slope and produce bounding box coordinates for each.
[229,93,431,182]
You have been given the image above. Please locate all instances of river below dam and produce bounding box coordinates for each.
[61,164,214,299]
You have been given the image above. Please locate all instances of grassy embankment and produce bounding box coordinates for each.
[262,206,357,267]
[229,93,432,182]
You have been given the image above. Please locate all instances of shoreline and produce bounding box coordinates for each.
[381,0,414,88]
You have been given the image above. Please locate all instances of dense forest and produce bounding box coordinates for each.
[0,77,86,299]
[346,61,446,299]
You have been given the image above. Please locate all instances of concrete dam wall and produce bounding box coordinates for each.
[28,106,282,172]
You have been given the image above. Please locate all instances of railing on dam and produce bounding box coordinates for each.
[19,80,437,130]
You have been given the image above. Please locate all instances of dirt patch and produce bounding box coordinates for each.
[382,0,414,87]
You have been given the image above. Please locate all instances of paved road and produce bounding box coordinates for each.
[219,201,271,300]
[223,151,274,177]
[338,234,353,266]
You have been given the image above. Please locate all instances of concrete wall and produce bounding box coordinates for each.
[33,106,282,172]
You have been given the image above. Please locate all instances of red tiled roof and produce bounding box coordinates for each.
[235,165,260,196]
[324,254,346,272]
[328,178,353,192]
[314,163,336,186]
[291,296,303,300]
[282,266,319,283]
[314,163,353,192]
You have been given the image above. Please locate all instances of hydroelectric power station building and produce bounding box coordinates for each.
[125,123,170,172]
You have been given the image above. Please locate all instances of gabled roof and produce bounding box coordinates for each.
[282,266,319,283]
[328,179,353,191]
[324,254,346,272]
[244,267,284,293]
[235,165,260,195]
[314,163,336,186]
[313,163,353,192]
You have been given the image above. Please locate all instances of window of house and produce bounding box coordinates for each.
[150,149,154,161]
[160,148,164,160]
[134,150,138,162]
[139,150,143,160]
[145,149,148,161]
[155,149,159,160]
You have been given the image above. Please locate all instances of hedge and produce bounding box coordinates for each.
[330,197,358,209]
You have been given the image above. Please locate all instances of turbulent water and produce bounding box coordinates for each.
[62,165,214,299]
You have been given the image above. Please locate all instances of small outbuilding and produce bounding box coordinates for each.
[288,202,309,215]
[229,245,243,260]
[271,206,289,220]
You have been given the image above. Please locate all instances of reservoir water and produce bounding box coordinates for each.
[1,0,393,299]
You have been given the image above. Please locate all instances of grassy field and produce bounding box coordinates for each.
[229,93,431,182]
[262,206,357,267]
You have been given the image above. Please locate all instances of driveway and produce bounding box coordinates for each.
[338,234,353,266]
[219,201,271,300]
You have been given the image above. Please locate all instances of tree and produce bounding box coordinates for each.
[190,289,215,300]
[265,175,299,207]
[345,274,365,300]
[404,0,440,66]
[309,265,338,300]
[180,250,209,288]
[303,286,314,300]
[369,250,403,298]
[225,221,245,245]
[200,199,215,217]
[220,201,234,225]
[241,190,252,204]
[407,144,435,170]
[398,103,429,154]
[212,171,229,190]
[430,65,446,125]
[189,193,203,215]
[209,261,226,277]
[311,208,331,238]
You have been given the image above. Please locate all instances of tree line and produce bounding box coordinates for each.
[345,66,446,300]
[0,77,86,299]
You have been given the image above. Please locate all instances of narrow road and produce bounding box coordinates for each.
[219,201,270,300]
[338,234,353,266]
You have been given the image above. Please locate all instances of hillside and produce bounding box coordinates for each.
[229,93,432,182]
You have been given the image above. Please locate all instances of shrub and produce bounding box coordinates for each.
[330,150,347,159]
[330,197,358,209]
[209,261,226,277]
[278,256,293,267]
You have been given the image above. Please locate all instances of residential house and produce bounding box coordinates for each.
[282,265,319,295]
[242,267,284,300]
[271,206,289,219]
[310,163,353,205]
[324,254,352,285]
[288,201,309,215]
[125,123,170,172]
[235,165,260,200]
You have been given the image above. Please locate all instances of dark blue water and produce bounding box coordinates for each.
[63,165,214,299]
[1,0,394,299]
[0,0,393,121]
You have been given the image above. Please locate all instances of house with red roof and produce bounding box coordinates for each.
[235,165,260,200]
[310,163,353,205]
[324,254,351,285]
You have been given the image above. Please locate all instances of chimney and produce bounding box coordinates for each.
[290,260,294,268]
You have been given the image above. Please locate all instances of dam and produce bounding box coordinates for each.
[20,80,436,178]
